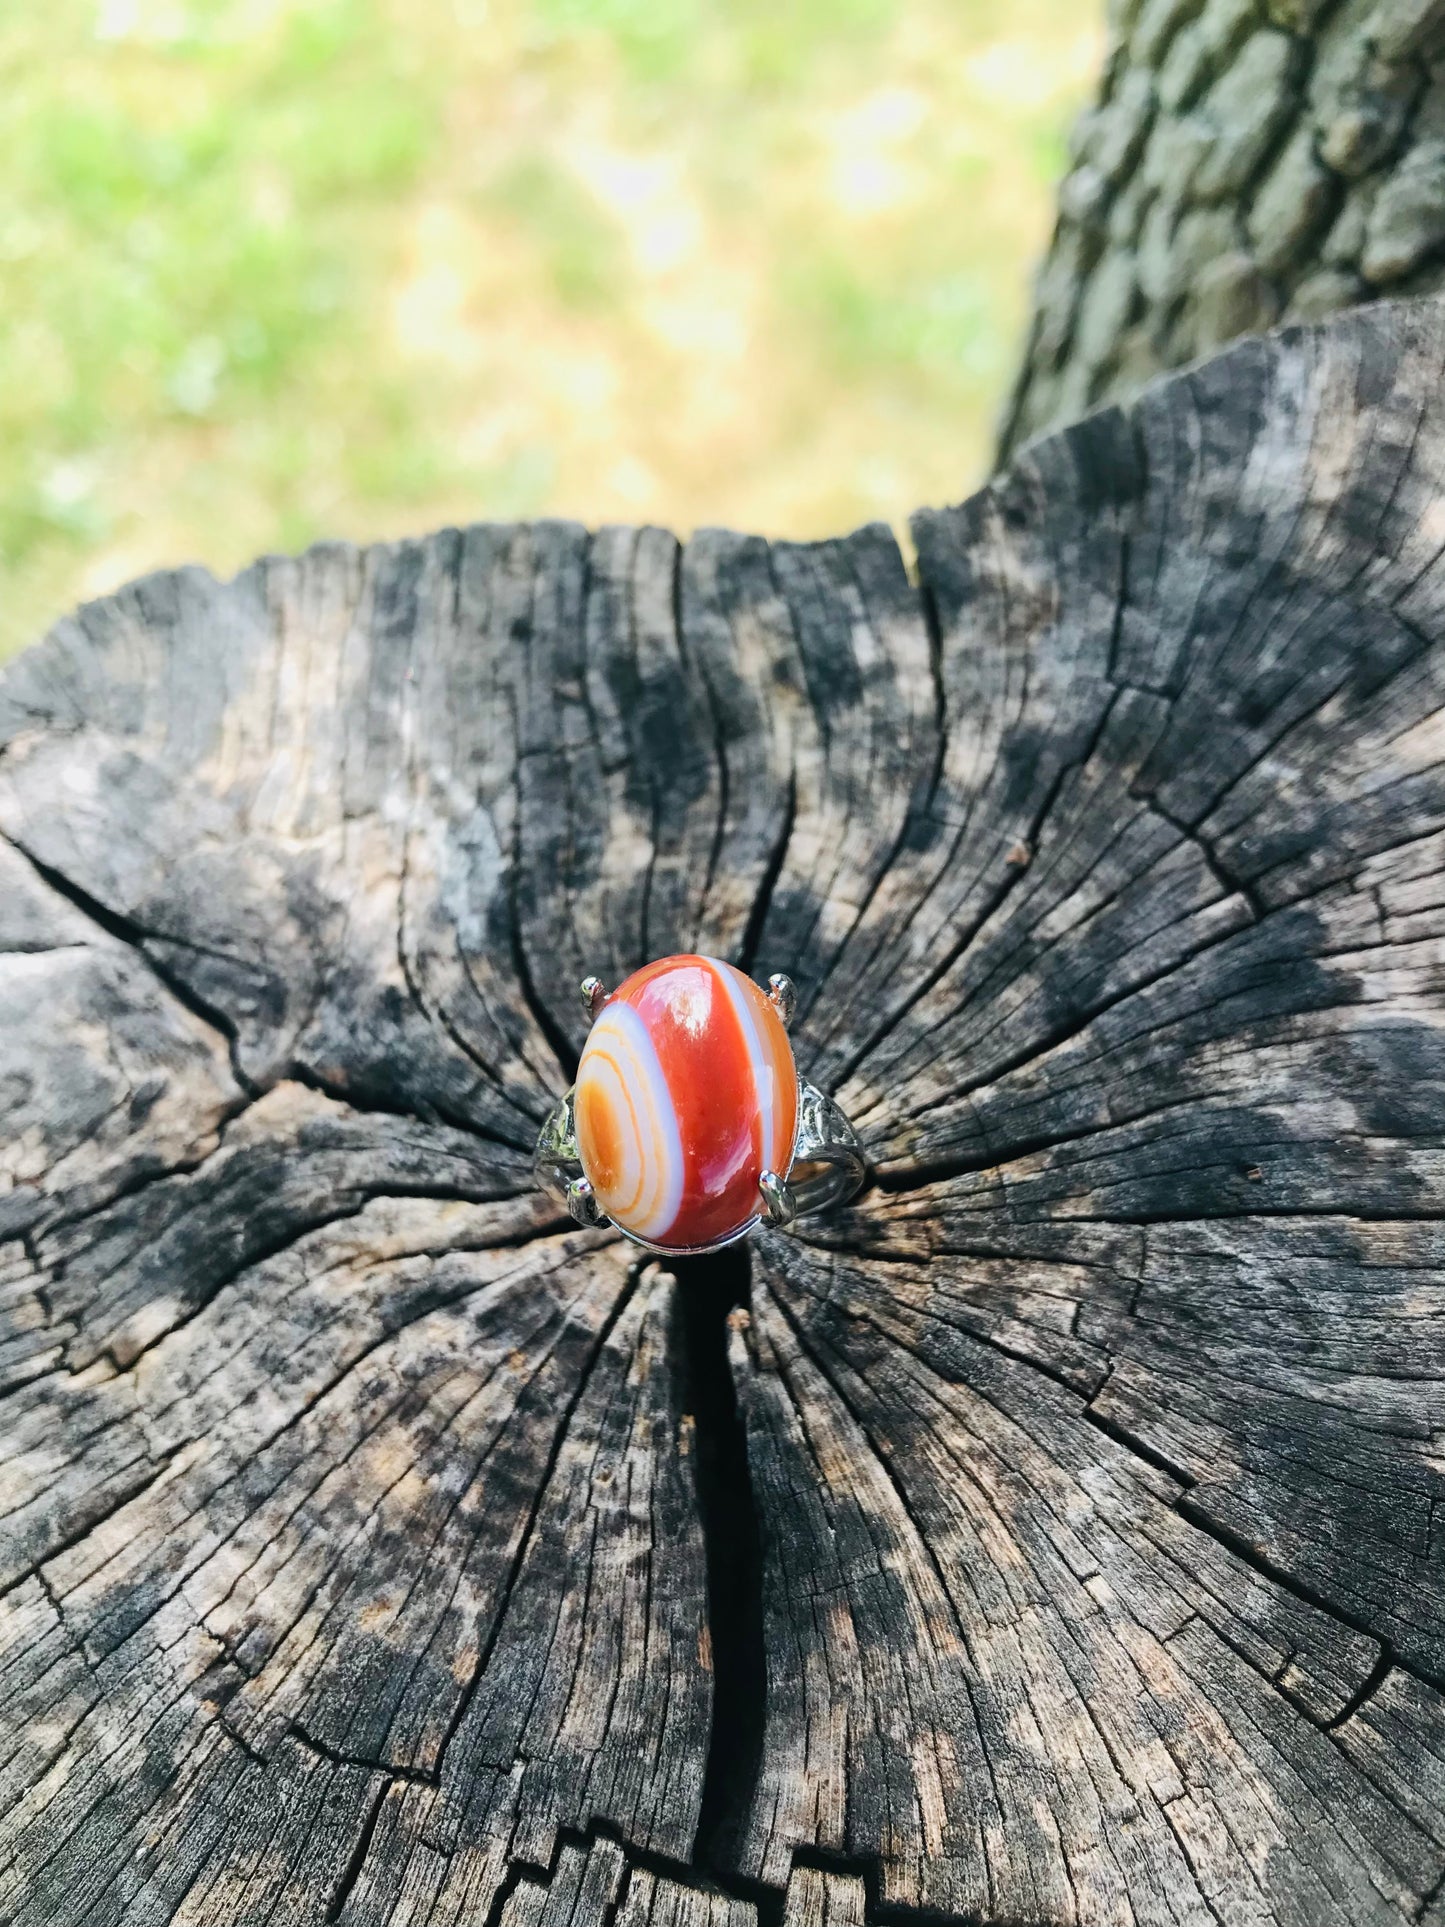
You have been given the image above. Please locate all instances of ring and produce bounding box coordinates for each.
[534,954,866,1256]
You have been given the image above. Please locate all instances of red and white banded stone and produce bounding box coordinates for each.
[574,954,799,1250]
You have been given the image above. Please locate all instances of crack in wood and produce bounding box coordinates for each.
[1170,1488,1421,1686]
[501,1824,787,1927]
[0,1441,193,1611]
[753,1277,1008,1911]
[736,772,797,979]
[394,804,534,1129]
[325,1776,392,1923]
[0,830,259,1096]
[1136,791,1265,921]
[831,680,1125,1094]
[672,1249,767,1879]
[431,1262,643,1785]
[1325,1644,1397,1732]
[508,785,582,1088]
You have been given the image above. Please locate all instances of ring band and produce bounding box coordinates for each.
[533,955,865,1258]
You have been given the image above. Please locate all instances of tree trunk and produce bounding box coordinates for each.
[999,0,1445,462]
[6,295,1445,1925]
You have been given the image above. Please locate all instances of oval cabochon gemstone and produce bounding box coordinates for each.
[574,954,799,1250]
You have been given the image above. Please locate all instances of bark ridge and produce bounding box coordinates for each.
[1002,0,1445,458]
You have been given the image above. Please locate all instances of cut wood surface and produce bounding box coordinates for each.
[5,294,1445,1925]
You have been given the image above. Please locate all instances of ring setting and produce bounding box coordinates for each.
[535,953,865,1256]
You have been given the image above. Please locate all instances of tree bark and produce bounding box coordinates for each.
[6,294,1445,1924]
[999,0,1445,462]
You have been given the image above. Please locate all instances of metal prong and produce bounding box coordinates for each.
[579,975,607,1021]
[759,1169,796,1227]
[766,973,797,1028]
[567,1176,609,1229]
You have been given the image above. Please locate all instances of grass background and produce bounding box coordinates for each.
[0,0,1102,660]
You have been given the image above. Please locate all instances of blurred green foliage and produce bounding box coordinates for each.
[0,0,1101,658]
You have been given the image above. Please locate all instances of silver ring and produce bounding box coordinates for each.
[533,957,866,1258]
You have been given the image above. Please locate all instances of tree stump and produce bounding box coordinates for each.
[6,294,1445,1927]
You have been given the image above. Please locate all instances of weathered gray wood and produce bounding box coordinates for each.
[5,295,1445,1924]
[1001,0,1445,461]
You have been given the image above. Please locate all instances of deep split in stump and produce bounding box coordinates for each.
[5,296,1445,1926]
